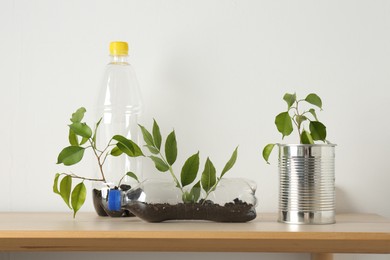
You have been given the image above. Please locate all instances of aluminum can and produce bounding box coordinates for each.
[278,144,336,224]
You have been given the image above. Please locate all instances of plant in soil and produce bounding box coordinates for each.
[139,119,238,204]
[262,93,329,163]
[53,107,143,217]
[129,120,256,222]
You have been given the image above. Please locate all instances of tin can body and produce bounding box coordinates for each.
[278,144,336,224]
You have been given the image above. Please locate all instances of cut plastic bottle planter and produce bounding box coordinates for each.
[108,178,258,222]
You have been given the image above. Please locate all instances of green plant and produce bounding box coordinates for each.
[53,107,143,217]
[262,93,328,164]
[139,119,238,203]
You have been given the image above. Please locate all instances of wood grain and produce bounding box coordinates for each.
[0,212,389,253]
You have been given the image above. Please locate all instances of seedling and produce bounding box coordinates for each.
[139,120,238,203]
[262,93,328,163]
[53,107,143,217]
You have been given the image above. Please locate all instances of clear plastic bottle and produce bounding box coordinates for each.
[107,178,258,222]
[93,42,143,217]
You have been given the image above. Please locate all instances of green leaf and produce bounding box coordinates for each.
[110,146,123,156]
[262,143,275,164]
[138,124,155,147]
[57,146,85,166]
[180,152,200,187]
[145,145,159,154]
[165,130,177,166]
[53,173,61,195]
[113,135,144,157]
[152,119,162,150]
[275,112,293,139]
[92,117,102,147]
[69,122,92,138]
[149,156,170,172]
[300,130,314,144]
[189,181,201,203]
[182,181,201,203]
[309,121,327,141]
[221,147,238,177]
[295,115,307,126]
[305,93,323,110]
[116,143,131,156]
[125,172,139,183]
[71,182,87,218]
[201,157,216,193]
[283,93,296,110]
[80,137,88,145]
[308,108,319,121]
[182,192,192,203]
[68,129,79,146]
[70,107,86,123]
[60,175,72,209]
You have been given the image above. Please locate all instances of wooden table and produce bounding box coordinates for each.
[0,212,389,260]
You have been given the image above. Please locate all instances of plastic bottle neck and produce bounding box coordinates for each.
[109,55,129,64]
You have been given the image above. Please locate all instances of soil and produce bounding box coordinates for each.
[92,189,134,217]
[125,198,257,222]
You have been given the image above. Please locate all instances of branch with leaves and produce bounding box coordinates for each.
[262,93,329,164]
[53,107,143,217]
[139,119,238,203]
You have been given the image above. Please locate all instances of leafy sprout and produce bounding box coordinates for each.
[53,107,143,217]
[139,119,238,203]
[262,93,328,164]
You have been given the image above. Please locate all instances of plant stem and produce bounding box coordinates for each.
[99,139,115,169]
[294,100,302,140]
[292,114,300,135]
[156,150,184,192]
[101,152,110,166]
[118,174,126,187]
[101,138,114,155]
[89,139,107,183]
[202,183,217,205]
[168,166,184,193]
[64,173,105,182]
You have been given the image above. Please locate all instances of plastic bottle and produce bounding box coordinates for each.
[93,42,143,216]
[107,178,258,222]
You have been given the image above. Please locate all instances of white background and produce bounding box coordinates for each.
[0,0,389,259]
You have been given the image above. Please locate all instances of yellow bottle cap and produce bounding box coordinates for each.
[109,41,128,56]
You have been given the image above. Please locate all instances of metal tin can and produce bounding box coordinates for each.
[278,144,336,224]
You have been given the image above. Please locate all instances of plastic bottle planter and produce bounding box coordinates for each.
[278,144,336,224]
[92,182,134,217]
[108,178,258,222]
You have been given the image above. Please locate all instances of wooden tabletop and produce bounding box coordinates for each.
[0,212,389,253]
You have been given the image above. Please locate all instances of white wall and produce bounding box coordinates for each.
[0,0,389,259]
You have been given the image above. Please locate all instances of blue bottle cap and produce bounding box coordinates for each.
[107,189,122,211]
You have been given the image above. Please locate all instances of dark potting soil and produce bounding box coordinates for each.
[125,198,257,222]
[92,189,134,218]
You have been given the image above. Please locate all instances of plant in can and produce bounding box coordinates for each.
[262,93,329,163]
